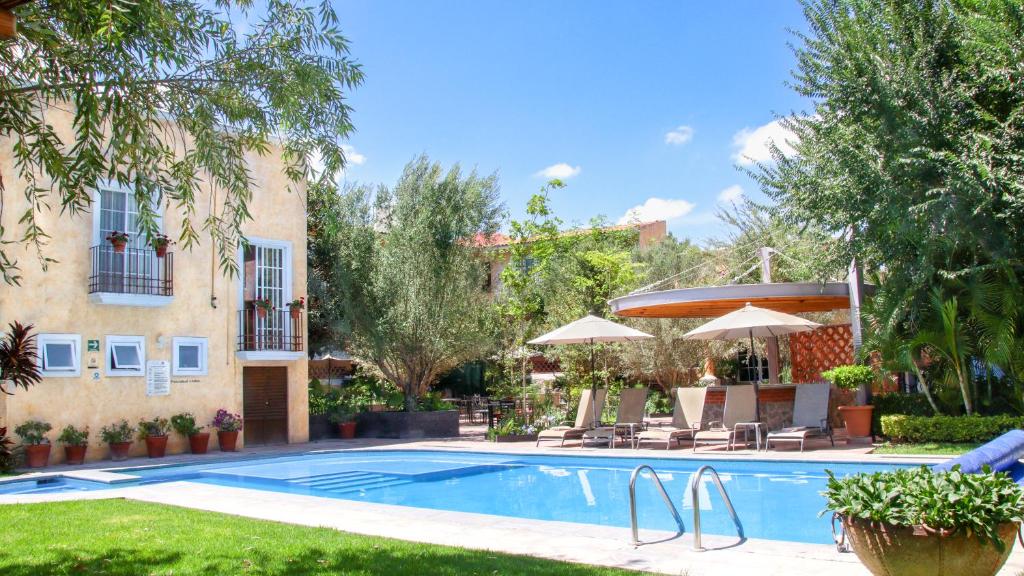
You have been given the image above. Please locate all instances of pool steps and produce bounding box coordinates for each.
[286,470,414,494]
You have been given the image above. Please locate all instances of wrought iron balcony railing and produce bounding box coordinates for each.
[237,309,304,353]
[89,245,173,296]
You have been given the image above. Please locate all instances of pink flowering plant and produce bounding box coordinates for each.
[212,409,243,432]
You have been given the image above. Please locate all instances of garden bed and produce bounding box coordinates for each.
[493,434,538,443]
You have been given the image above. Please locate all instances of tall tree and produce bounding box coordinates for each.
[0,0,362,283]
[323,157,503,411]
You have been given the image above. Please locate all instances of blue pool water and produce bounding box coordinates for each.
[4,450,911,545]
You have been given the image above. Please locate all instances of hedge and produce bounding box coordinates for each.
[880,414,1024,443]
[871,393,935,436]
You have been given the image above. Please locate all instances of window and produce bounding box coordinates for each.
[93,182,163,292]
[172,337,208,376]
[37,334,81,377]
[106,335,145,376]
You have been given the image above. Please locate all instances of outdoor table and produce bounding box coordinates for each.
[733,421,764,451]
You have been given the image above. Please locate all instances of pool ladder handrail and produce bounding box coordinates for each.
[628,464,744,551]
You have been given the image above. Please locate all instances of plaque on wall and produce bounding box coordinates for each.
[146,360,171,396]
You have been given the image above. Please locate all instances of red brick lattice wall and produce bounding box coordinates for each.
[789,324,854,383]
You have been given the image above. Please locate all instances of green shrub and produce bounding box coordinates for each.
[416,392,454,412]
[56,425,89,446]
[0,427,18,472]
[14,419,51,445]
[170,413,202,437]
[138,417,170,439]
[881,414,1024,443]
[100,420,135,444]
[821,364,875,390]
[871,393,935,436]
[822,466,1024,550]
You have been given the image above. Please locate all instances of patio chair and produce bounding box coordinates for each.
[692,385,757,451]
[765,382,833,452]
[581,387,649,448]
[635,387,707,449]
[535,388,608,447]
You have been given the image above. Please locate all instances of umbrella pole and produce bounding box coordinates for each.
[590,340,598,429]
[750,329,761,423]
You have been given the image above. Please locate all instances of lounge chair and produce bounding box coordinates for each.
[765,382,834,452]
[692,385,757,451]
[582,387,648,448]
[635,387,707,449]
[535,388,607,447]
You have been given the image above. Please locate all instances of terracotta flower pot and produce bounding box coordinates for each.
[189,432,210,454]
[843,516,1017,576]
[289,307,301,319]
[338,421,356,439]
[64,444,87,465]
[111,240,127,254]
[155,244,168,258]
[256,307,268,319]
[838,405,874,437]
[108,441,132,461]
[24,444,51,468]
[217,430,239,452]
[145,435,168,458]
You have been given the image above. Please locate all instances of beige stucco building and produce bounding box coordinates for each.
[0,107,309,463]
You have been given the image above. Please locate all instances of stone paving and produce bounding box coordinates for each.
[2,425,1019,575]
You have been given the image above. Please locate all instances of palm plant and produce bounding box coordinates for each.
[912,292,976,415]
[0,322,42,395]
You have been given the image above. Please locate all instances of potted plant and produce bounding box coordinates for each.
[329,405,357,439]
[822,364,875,438]
[14,419,52,468]
[106,231,130,253]
[823,466,1023,576]
[57,425,89,465]
[486,416,540,443]
[254,298,274,319]
[151,233,174,257]
[138,417,170,458]
[171,412,209,455]
[100,419,135,461]
[287,296,305,319]
[212,409,242,451]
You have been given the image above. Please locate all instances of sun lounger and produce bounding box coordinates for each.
[535,388,607,447]
[582,387,648,448]
[765,382,833,452]
[692,385,757,451]
[635,387,707,449]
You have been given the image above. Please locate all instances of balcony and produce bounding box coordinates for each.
[236,309,304,360]
[88,245,174,307]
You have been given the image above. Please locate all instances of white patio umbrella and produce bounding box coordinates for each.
[683,303,821,422]
[529,315,653,426]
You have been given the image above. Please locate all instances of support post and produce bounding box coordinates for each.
[759,247,780,384]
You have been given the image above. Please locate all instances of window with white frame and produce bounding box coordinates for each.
[106,335,145,376]
[94,182,163,289]
[37,334,82,377]
[172,337,208,376]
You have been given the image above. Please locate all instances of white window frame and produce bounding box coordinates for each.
[37,334,82,377]
[105,335,146,377]
[172,337,208,376]
[235,236,303,360]
[91,180,163,247]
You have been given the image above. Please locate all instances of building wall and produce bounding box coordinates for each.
[0,106,309,463]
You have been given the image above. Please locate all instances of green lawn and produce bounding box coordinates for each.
[0,499,652,576]
[872,442,980,456]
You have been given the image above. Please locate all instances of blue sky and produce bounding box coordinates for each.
[330,0,810,243]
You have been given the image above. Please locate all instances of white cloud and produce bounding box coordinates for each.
[664,125,694,145]
[732,119,797,165]
[341,144,366,166]
[617,197,695,225]
[716,184,744,205]
[535,163,581,180]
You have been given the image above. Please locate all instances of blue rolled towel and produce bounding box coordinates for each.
[933,429,1024,474]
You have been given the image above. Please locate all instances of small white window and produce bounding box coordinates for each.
[37,334,81,377]
[106,335,145,376]
[172,337,208,376]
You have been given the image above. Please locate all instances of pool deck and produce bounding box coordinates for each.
[3,427,1020,576]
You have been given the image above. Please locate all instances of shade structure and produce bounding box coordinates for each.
[529,316,653,428]
[683,303,821,423]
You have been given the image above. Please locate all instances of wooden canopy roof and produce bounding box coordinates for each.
[609,282,865,319]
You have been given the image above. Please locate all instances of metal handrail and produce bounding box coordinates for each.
[628,465,685,546]
[690,464,744,551]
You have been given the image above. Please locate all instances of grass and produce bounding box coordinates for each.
[0,499,652,576]
[872,442,980,456]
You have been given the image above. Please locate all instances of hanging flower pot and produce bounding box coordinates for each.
[151,234,173,258]
[254,298,273,319]
[287,296,305,319]
[106,231,130,254]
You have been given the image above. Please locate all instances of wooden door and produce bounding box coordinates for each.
[243,367,289,445]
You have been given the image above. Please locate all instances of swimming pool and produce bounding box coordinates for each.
[1,450,911,545]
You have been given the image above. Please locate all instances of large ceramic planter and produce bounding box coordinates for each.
[108,441,132,461]
[144,435,168,458]
[338,421,356,439]
[217,430,239,452]
[64,444,87,465]
[188,432,210,454]
[24,444,51,468]
[838,405,874,437]
[843,516,1017,576]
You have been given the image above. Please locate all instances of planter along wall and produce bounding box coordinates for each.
[356,410,459,439]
